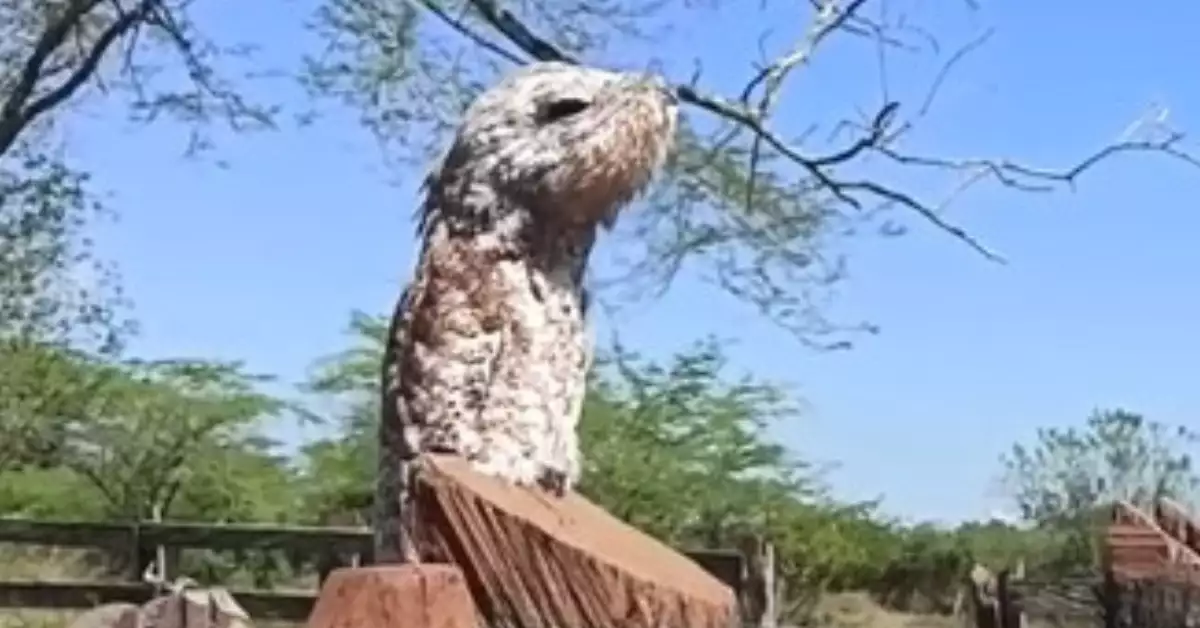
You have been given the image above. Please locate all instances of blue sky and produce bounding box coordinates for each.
[61,0,1200,524]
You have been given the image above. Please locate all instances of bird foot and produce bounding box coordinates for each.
[536,468,570,497]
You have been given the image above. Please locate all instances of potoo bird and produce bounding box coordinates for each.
[374,61,678,562]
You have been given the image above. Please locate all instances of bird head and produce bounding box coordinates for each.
[430,61,679,233]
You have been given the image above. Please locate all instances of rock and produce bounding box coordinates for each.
[65,587,251,628]
[139,587,251,628]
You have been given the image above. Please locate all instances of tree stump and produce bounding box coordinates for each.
[403,454,738,628]
[306,565,477,628]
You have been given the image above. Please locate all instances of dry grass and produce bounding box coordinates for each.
[0,546,312,628]
[812,592,962,628]
[0,545,109,581]
[0,545,106,628]
[0,609,78,628]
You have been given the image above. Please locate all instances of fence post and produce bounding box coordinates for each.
[148,505,180,585]
[307,565,477,628]
[760,542,777,628]
[127,520,143,583]
[316,552,351,588]
[966,564,997,628]
[996,569,1019,628]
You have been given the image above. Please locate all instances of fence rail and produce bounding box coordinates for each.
[0,518,373,553]
[0,517,746,621]
[967,569,1200,628]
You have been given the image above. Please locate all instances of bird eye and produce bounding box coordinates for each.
[537,98,590,124]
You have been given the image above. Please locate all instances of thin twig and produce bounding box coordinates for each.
[742,0,869,214]
[410,0,526,65]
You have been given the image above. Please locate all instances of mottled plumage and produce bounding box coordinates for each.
[373,62,678,562]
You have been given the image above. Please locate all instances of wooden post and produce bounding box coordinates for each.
[995,569,1022,628]
[993,569,1003,628]
[1101,566,1119,628]
[315,552,349,588]
[306,565,477,628]
[148,506,180,585]
[153,507,165,584]
[127,521,143,583]
[1011,561,1026,628]
[966,564,998,628]
[761,542,778,628]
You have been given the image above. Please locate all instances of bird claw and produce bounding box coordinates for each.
[537,468,569,497]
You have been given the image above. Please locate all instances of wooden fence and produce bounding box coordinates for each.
[965,568,1200,628]
[0,518,748,622]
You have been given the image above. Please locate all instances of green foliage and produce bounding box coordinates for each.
[294,310,387,521]
[579,337,814,547]
[1000,408,1200,574]
[0,466,105,520]
[0,339,308,584]
[1003,409,1199,523]
[0,0,281,358]
[0,338,106,472]
[0,149,132,354]
[0,340,298,521]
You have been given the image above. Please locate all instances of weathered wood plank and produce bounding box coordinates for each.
[410,455,737,628]
[137,521,371,554]
[0,581,316,622]
[1156,498,1200,557]
[0,519,132,549]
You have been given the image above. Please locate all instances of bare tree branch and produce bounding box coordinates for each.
[0,0,158,156]
[740,0,867,223]
[738,0,867,105]
[413,0,1200,267]
[0,0,274,161]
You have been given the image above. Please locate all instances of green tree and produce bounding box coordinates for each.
[0,0,286,515]
[0,0,279,354]
[61,358,295,521]
[295,311,388,522]
[303,0,1198,349]
[0,151,131,353]
[0,340,309,584]
[1003,409,1199,525]
[579,338,816,547]
[0,342,299,522]
[1000,408,1199,573]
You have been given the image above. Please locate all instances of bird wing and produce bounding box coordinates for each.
[390,235,514,454]
[374,241,512,562]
